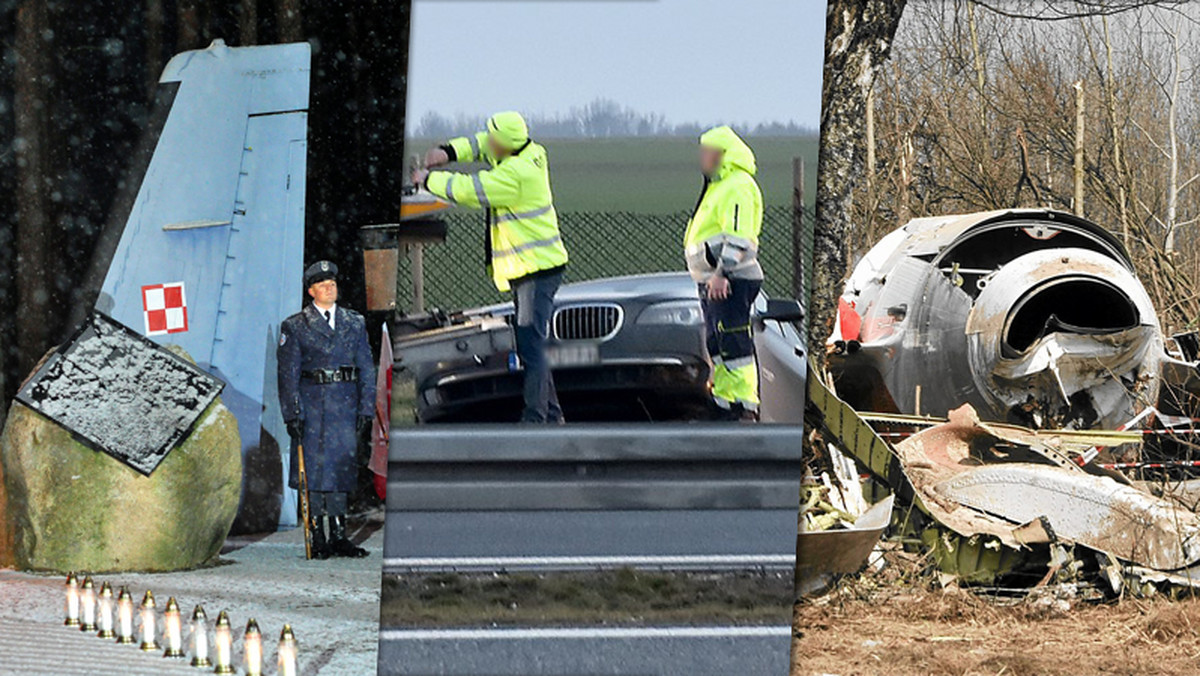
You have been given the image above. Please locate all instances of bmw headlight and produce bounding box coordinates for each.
[637,301,703,326]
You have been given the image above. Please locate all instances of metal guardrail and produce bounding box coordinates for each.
[387,424,803,511]
[384,424,804,572]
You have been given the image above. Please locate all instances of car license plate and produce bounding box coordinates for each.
[547,343,600,367]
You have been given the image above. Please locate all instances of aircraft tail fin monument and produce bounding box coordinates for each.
[97,40,311,530]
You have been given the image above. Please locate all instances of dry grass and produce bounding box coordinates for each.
[381,568,794,628]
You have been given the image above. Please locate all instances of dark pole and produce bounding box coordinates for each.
[792,156,806,305]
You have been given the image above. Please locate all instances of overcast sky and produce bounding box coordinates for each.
[406,0,826,130]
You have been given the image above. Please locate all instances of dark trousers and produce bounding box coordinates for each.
[512,270,564,423]
[309,491,347,517]
[699,277,762,407]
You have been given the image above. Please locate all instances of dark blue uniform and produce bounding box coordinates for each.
[277,304,375,493]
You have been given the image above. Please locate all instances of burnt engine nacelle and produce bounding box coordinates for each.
[830,209,1161,429]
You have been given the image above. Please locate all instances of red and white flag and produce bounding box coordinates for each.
[369,322,393,500]
[141,282,189,336]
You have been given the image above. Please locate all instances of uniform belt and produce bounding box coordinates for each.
[301,367,359,384]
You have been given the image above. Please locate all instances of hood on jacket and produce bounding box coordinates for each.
[487,111,530,151]
[699,125,756,179]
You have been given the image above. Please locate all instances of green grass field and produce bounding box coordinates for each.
[408,135,819,214]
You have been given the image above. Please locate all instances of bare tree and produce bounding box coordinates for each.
[836,1,1200,332]
[1074,79,1085,215]
[1128,12,1200,253]
[176,0,201,50]
[812,0,907,365]
[277,0,301,42]
[145,0,164,98]
[14,0,52,380]
[972,0,1186,21]
[239,0,258,45]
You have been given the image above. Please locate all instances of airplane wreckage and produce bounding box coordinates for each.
[802,209,1200,596]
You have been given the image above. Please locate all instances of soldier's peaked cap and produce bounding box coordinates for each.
[305,260,338,287]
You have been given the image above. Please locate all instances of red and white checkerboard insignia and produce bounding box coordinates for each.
[141,282,189,336]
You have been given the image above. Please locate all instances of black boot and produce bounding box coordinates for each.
[710,400,742,421]
[738,407,760,423]
[308,514,331,560]
[329,516,368,558]
[711,401,759,423]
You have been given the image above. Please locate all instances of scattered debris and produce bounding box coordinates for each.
[898,405,1200,573]
[806,356,1200,598]
[796,494,894,597]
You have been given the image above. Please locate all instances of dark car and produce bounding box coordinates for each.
[395,271,806,423]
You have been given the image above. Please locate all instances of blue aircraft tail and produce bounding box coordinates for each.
[96,40,310,530]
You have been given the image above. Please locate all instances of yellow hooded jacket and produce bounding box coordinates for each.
[683,126,763,283]
[426,113,569,292]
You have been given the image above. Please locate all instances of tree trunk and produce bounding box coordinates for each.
[14,0,53,381]
[863,84,876,240]
[897,129,912,223]
[967,0,988,132]
[278,0,302,42]
[145,0,164,98]
[865,84,876,190]
[177,0,201,51]
[240,0,258,45]
[1165,25,1181,253]
[1101,16,1131,247]
[1073,79,1085,216]
[811,0,907,365]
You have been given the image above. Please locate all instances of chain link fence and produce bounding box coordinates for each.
[395,205,812,313]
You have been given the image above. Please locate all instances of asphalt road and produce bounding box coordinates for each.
[381,507,798,676]
[382,424,803,675]
[383,509,799,572]
[376,625,793,676]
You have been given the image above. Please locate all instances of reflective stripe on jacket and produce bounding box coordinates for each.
[427,133,568,292]
[683,126,764,283]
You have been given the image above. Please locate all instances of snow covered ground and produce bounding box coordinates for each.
[0,510,384,674]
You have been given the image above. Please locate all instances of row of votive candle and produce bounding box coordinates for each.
[63,572,298,675]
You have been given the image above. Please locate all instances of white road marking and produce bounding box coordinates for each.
[382,554,795,569]
[379,625,792,641]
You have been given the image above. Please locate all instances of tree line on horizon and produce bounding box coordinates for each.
[408,98,816,139]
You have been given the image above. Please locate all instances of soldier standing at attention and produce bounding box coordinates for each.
[278,261,376,559]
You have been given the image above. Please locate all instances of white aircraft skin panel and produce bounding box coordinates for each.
[98,41,311,530]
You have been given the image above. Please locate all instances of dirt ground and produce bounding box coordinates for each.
[791,582,1200,676]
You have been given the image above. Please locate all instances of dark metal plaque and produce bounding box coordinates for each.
[15,312,225,475]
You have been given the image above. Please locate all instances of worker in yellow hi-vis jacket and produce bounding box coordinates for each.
[683,126,764,422]
[412,111,569,423]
